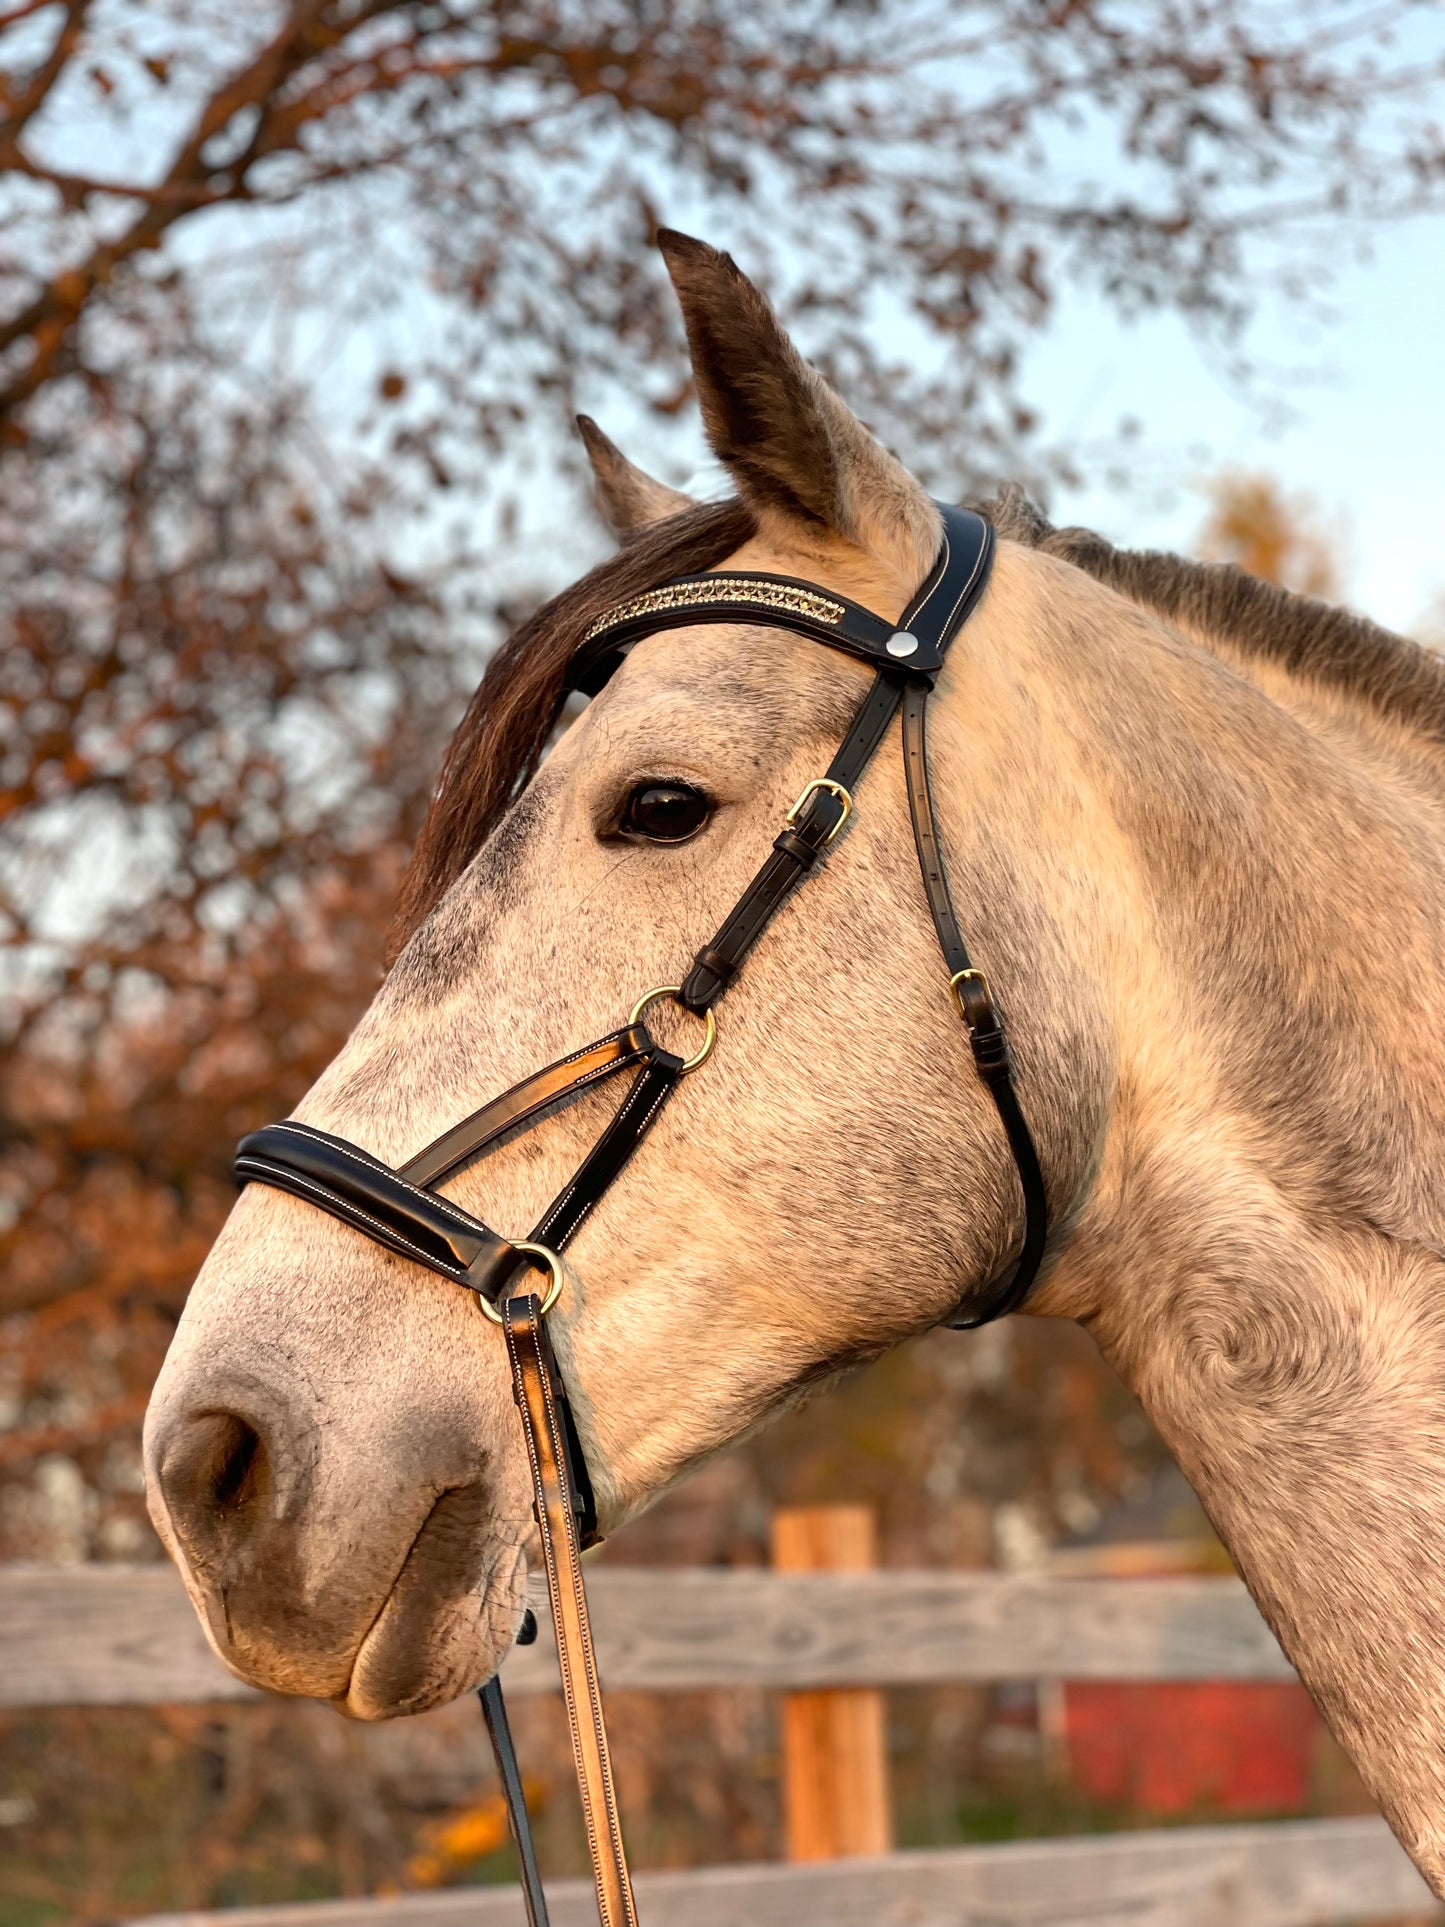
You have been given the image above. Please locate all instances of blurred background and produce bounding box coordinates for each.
[3,2,1445,1919]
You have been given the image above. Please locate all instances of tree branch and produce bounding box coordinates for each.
[0,0,91,154]
[0,0,343,413]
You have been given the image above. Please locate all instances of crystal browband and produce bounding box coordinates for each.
[582,574,846,642]
[570,563,944,695]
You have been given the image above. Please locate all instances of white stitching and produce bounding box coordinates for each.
[266,1122,487,1233]
[926,517,990,643]
[906,524,953,631]
[535,1070,674,1248]
[236,1161,474,1279]
[413,1031,648,1177]
[901,514,989,651]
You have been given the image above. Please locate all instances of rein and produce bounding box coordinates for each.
[233,503,1046,1925]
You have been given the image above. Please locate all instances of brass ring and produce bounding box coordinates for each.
[628,984,717,1074]
[474,1239,566,1325]
[786,777,853,846]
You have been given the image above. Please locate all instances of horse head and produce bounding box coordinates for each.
[143,233,1105,1716]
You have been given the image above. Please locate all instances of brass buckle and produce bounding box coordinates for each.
[628,984,717,1074]
[949,966,993,1024]
[786,777,853,846]
[476,1239,565,1325]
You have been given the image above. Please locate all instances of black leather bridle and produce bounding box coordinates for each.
[233,503,1046,1927]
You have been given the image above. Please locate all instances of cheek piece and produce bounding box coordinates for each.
[233,503,1046,1927]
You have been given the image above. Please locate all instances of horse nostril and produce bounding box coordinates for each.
[208,1414,262,1510]
[157,1410,269,1567]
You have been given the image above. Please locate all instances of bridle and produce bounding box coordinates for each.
[233,503,1047,1927]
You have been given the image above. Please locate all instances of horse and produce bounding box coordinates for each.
[144,231,1445,1895]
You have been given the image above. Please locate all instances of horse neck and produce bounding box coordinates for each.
[990,542,1445,1259]
[990,550,1445,1886]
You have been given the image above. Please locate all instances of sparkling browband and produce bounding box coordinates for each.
[582,575,846,642]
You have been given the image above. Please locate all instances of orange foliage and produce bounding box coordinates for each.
[1197,473,1342,598]
[404,1781,544,1887]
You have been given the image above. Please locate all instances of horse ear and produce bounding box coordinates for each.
[657,230,939,580]
[576,415,696,544]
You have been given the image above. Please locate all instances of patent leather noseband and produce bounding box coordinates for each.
[234,503,1046,1927]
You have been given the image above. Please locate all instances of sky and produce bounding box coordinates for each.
[1019,215,1445,636]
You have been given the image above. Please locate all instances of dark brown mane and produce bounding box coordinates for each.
[391,498,756,953]
[984,484,1445,752]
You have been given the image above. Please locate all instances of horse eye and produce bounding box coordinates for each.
[619,781,712,844]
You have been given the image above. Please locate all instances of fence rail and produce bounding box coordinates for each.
[0,1561,1297,1707]
[6,1563,1440,1925]
[133,1821,1439,1927]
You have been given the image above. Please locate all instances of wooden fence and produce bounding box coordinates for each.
[2,1561,1440,1926]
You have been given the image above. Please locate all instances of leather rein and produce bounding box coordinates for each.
[233,503,1046,1926]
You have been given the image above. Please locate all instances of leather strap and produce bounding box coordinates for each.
[504,1293,638,1927]
[530,1053,682,1256]
[479,1674,550,1927]
[901,679,1048,1324]
[401,1025,653,1187]
[234,1120,520,1296]
[573,573,911,694]
[896,503,996,670]
[234,1026,667,1313]
[519,1051,684,1550]
[678,507,994,1012]
[464,1068,691,1907]
[680,670,904,1009]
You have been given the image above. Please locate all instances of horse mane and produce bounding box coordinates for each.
[391,498,756,954]
[983,483,1445,752]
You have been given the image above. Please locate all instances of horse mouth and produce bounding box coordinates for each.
[338,1483,532,1720]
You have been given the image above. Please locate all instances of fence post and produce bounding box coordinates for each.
[770,1504,894,1861]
